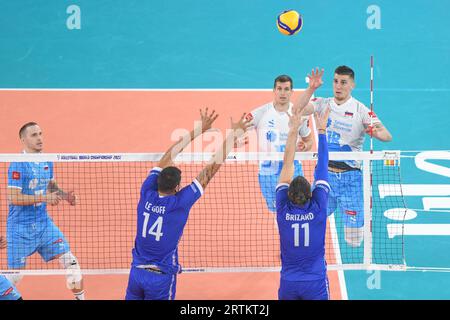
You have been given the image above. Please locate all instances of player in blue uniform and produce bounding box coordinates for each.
[0,235,22,300]
[5,122,85,300]
[276,106,331,300]
[125,108,251,300]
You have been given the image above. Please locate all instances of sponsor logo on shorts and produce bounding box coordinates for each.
[345,210,357,216]
[2,287,13,296]
[52,238,64,245]
[12,171,20,180]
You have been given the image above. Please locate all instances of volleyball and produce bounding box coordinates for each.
[277,10,303,36]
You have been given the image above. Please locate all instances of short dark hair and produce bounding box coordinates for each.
[19,122,39,138]
[157,167,182,193]
[273,75,293,89]
[334,65,355,80]
[288,176,311,206]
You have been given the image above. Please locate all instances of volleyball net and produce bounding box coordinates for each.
[0,151,407,275]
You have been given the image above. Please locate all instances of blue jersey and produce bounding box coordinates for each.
[276,134,330,281]
[8,161,54,224]
[131,167,203,275]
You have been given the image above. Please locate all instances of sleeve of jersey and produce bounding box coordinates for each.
[176,179,204,209]
[8,162,24,189]
[246,105,266,129]
[275,183,289,212]
[312,133,330,205]
[140,167,162,195]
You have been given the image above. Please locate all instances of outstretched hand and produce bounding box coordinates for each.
[314,107,331,131]
[200,107,219,133]
[308,68,324,90]
[288,107,305,130]
[65,191,78,206]
[230,113,252,140]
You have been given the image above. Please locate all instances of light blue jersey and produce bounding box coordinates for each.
[8,161,53,224]
[7,161,70,268]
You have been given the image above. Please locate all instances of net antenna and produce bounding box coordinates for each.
[370,55,374,153]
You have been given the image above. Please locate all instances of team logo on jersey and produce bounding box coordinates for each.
[266,130,277,142]
[245,113,254,122]
[344,111,354,117]
[29,179,38,190]
[345,210,357,216]
[12,171,20,180]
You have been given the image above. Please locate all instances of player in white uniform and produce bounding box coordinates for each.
[246,73,322,213]
[298,66,392,247]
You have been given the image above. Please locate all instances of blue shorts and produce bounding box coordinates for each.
[278,277,330,300]
[7,216,70,268]
[0,275,21,300]
[327,170,364,228]
[258,162,303,212]
[125,266,177,300]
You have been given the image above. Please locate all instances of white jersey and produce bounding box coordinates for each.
[247,102,311,174]
[311,96,382,168]
[247,102,311,152]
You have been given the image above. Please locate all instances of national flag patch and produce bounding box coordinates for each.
[345,210,357,216]
[12,171,20,180]
[344,111,354,117]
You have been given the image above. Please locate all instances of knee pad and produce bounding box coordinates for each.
[59,252,82,289]
[4,274,23,285]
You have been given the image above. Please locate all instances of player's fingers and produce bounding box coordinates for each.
[212,113,219,122]
[209,109,215,118]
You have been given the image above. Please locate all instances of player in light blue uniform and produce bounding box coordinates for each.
[5,122,85,300]
[125,108,251,300]
[0,235,22,300]
[276,105,331,300]
[299,66,392,247]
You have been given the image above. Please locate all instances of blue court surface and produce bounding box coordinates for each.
[1,1,450,299]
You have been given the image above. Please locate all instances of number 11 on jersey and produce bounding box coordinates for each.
[142,213,164,241]
[292,223,310,247]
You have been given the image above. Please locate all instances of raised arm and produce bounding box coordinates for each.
[313,108,331,182]
[158,107,219,169]
[279,109,306,184]
[293,68,324,116]
[196,114,252,189]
